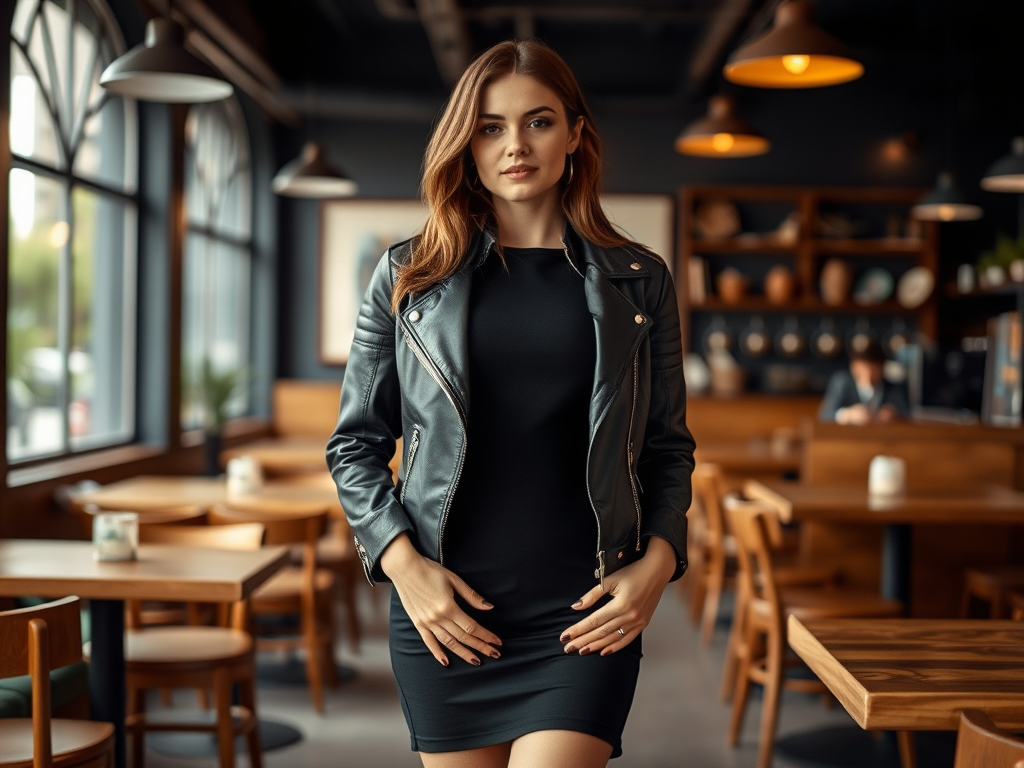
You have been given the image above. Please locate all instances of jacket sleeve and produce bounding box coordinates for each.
[325,251,412,584]
[636,266,696,582]
[818,370,847,422]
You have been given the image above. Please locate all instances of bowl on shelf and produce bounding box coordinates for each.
[853,268,895,306]
[896,267,934,308]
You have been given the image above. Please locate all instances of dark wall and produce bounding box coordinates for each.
[274,3,1024,381]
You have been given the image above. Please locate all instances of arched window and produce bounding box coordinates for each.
[8,0,138,461]
[181,98,252,431]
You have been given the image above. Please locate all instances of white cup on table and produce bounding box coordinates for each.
[92,512,139,562]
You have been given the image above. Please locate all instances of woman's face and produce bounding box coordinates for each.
[470,73,583,206]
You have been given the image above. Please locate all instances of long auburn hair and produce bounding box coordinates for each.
[391,39,637,312]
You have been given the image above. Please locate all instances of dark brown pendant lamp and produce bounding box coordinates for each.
[724,0,863,89]
[675,96,770,158]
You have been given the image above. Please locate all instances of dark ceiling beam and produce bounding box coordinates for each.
[413,0,473,86]
[684,0,758,95]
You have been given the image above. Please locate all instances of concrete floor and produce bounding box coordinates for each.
[143,583,862,768]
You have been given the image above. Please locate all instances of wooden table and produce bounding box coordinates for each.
[220,437,328,475]
[744,480,1024,607]
[71,474,344,517]
[0,539,289,768]
[694,439,801,477]
[789,616,1024,731]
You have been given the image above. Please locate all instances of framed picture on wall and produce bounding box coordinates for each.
[318,193,677,365]
[318,198,428,365]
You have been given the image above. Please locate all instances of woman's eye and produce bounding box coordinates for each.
[480,124,501,135]
[529,118,551,129]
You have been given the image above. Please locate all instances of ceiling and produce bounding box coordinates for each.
[189,0,1024,123]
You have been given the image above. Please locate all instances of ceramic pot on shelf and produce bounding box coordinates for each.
[764,265,796,305]
[716,268,747,304]
[820,258,852,306]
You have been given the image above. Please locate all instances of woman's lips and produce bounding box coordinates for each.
[502,165,537,180]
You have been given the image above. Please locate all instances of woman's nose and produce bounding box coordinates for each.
[505,128,528,156]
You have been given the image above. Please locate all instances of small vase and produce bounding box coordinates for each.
[203,430,223,477]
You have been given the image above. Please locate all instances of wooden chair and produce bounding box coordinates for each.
[119,523,266,768]
[689,463,738,643]
[1009,591,1024,621]
[0,596,114,768]
[724,497,903,768]
[208,503,336,712]
[953,709,1024,768]
[718,491,838,702]
[961,567,1024,619]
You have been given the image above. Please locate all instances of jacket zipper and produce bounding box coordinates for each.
[353,535,373,584]
[566,238,606,589]
[399,426,421,504]
[626,351,642,553]
[400,323,467,565]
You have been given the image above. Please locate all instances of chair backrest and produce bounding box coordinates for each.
[272,379,341,438]
[0,596,84,767]
[954,710,1024,768]
[692,463,727,545]
[723,496,782,624]
[207,503,329,547]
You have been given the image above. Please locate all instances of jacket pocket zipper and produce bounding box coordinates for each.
[400,426,421,504]
[626,351,642,553]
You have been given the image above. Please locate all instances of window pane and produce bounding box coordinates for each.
[69,186,134,450]
[7,170,66,460]
[185,100,251,238]
[12,0,37,46]
[75,91,133,192]
[10,46,62,170]
[181,234,250,430]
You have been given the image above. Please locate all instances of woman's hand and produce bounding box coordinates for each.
[559,536,677,657]
[381,533,502,667]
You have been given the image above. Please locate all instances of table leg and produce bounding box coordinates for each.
[881,524,912,607]
[89,599,126,768]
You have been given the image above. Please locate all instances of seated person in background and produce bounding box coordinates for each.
[819,339,910,424]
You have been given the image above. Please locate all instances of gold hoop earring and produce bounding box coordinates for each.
[565,154,574,185]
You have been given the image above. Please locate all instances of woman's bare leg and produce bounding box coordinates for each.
[508,730,613,768]
[420,742,511,768]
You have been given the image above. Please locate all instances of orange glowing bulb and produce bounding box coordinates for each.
[711,133,735,153]
[782,54,811,75]
[938,204,957,221]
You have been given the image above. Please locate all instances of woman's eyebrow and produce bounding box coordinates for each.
[477,105,557,120]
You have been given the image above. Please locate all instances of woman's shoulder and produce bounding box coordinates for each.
[386,236,420,269]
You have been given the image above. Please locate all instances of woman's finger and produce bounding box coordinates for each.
[570,583,606,612]
[432,625,482,666]
[415,626,449,667]
[570,617,643,655]
[560,599,626,647]
[449,572,495,611]
[595,625,642,656]
[441,618,501,660]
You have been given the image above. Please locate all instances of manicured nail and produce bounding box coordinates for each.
[564,645,576,654]
[489,650,501,659]
[601,649,612,656]
[471,658,481,666]
[572,600,583,608]
[579,647,591,656]
[559,633,570,643]
[440,657,449,667]
[481,601,494,608]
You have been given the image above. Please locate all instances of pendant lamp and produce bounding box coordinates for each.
[100,18,232,102]
[273,142,358,198]
[723,0,863,89]
[675,96,769,158]
[912,172,982,222]
[981,137,1024,193]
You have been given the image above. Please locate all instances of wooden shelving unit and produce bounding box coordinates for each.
[678,184,939,355]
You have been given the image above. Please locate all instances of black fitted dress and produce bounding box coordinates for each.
[389,246,642,758]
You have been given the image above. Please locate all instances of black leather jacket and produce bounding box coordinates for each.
[326,222,695,587]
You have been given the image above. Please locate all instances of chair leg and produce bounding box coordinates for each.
[129,684,146,768]
[728,622,757,746]
[688,567,707,626]
[700,556,724,645]
[756,629,785,768]
[321,597,339,689]
[720,581,747,702]
[897,731,917,768]
[214,670,236,768]
[238,672,263,768]
[197,688,211,710]
[303,607,326,713]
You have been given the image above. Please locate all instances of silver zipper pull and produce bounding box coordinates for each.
[595,550,606,592]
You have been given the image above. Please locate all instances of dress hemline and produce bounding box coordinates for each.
[410,716,623,759]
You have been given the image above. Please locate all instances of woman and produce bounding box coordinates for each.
[327,39,695,768]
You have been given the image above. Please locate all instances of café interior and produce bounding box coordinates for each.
[2,0,1024,767]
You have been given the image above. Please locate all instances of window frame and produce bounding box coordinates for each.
[6,0,139,467]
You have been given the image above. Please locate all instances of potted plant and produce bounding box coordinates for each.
[184,357,250,475]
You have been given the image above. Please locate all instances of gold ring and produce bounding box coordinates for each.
[617,628,626,637]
